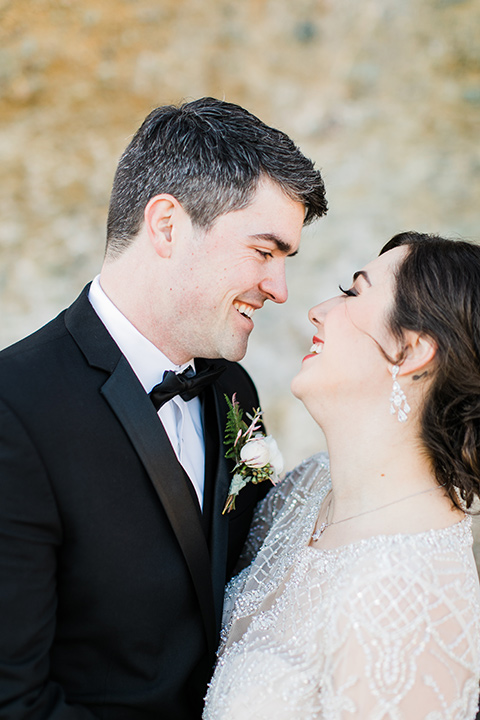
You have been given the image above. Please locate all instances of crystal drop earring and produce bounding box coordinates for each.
[389,365,410,422]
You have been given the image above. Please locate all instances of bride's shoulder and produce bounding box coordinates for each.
[256,452,330,525]
[289,451,330,478]
[284,451,330,491]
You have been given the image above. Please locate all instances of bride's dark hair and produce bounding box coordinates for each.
[380,232,480,509]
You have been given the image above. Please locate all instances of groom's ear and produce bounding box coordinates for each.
[144,194,184,258]
[394,330,437,378]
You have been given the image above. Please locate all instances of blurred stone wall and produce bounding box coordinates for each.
[1,0,480,554]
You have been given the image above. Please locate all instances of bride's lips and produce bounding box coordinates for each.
[302,336,324,362]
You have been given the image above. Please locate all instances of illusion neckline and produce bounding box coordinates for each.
[305,514,471,555]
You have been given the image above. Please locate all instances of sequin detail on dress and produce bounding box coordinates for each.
[204,453,480,719]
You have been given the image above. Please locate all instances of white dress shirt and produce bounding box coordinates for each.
[88,276,206,508]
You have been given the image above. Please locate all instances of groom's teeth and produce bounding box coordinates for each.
[310,343,323,354]
[234,302,255,319]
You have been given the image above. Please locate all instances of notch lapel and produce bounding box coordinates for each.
[206,386,233,631]
[65,292,217,653]
[203,361,268,633]
[101,357,217,652]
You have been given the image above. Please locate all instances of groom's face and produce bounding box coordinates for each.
[168,179,305,363]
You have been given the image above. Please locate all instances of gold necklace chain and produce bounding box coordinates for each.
[311,484,445,542]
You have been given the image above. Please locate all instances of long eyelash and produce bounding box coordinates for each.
[338,284,357,297]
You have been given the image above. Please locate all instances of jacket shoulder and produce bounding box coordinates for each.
[0,311,68,360]
[209,359,259,405]
[0,285,106,397]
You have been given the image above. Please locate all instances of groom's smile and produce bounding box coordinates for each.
[233,301,257,320]
[163,178,305,364]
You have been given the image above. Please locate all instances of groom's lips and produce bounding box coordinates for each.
[233,300,260,322]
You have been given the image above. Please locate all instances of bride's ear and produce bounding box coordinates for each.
[394,331,437,378]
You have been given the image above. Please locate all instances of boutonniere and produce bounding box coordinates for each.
[222,394,284,514]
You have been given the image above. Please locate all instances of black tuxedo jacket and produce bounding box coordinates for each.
[0,287,267,719]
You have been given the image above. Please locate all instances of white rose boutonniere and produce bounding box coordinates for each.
[240,436,284,474]
[222,394,284,514]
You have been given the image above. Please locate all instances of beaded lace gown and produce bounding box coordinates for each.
[203,453,480,719]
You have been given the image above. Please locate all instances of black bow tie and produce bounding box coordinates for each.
[149,364,225,411]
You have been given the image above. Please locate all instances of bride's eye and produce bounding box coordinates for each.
[338,284,358,297]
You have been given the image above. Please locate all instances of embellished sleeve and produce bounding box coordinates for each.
[320,546,480,719]
[237,453,329,570]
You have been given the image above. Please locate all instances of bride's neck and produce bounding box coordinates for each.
[323,418,437,515]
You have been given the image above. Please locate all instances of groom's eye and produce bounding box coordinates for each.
[256,249,273,259]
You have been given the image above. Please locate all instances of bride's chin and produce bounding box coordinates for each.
[290,372,305,400]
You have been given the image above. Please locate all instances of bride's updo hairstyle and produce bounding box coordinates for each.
[379,232,480,510]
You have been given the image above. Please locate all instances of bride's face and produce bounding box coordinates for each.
[291,246,407,420]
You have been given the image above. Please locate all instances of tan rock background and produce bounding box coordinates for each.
[1,0,480,558]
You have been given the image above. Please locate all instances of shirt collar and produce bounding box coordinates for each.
[88,275,194,392]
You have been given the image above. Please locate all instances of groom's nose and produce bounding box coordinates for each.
[259,261,288,304]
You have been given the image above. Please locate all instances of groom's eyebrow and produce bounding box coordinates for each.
[353,270,372,286]
[251,233,298,257]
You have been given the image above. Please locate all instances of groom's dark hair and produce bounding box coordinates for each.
[105,97,327,257]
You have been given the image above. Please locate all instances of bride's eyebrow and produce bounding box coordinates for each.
[352,270,372,286]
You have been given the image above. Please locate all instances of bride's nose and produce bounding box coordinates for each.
[308,296,342,326]
[308,304,323,327]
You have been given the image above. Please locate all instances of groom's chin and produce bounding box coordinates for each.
[220,339,249,363]
[223,328,253,362]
